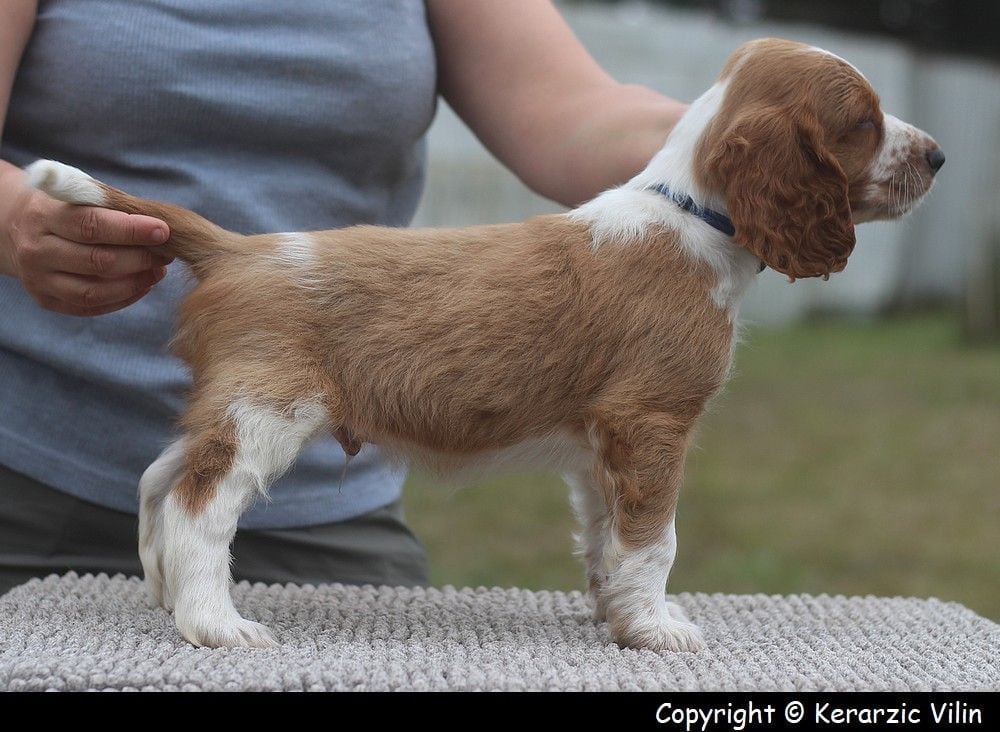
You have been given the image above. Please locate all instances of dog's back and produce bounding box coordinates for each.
[28,159,733,456]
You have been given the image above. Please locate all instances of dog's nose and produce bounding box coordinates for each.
[926,147,946,174]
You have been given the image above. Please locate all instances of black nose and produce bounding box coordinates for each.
[926,147,945,174]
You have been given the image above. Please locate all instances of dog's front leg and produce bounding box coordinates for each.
[590,412,705,652]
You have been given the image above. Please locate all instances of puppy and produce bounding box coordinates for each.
[27,38,943,651]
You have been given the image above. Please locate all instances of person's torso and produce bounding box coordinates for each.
[0,0,437,527]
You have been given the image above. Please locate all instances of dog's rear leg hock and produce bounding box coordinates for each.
[138,438,187,610]
[162,400,326,648]
[565,468,613,622]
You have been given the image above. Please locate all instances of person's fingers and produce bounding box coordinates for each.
[49,205,169,247]
[7,191,171,316]
[37,268,166,312]
[76,288,156,317]
[44,235,174,277]
[36,287,154,317]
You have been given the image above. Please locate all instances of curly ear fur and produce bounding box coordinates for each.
[700,107,856,279]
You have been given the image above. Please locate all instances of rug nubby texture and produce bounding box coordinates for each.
[1,573,997,691]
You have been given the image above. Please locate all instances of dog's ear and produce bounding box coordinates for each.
[700,107,855,279]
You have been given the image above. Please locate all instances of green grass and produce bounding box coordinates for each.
[403,313,1000,619]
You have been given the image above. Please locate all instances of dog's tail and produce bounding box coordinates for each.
[26,159,241,277]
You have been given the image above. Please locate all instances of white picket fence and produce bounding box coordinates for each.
[412,2,1000,324]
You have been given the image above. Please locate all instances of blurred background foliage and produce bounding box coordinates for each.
[676,0,1000,61]
[405,1,999,619]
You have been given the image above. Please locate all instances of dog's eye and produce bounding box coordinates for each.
[856,119,876,130]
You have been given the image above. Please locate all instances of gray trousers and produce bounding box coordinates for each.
[0,464,428,597]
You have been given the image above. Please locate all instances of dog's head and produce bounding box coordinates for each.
[693,38,942,280]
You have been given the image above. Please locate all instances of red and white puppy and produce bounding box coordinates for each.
[27,38,942,651]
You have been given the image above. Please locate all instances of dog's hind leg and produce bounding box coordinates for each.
[161,395,328,648]
[138,438,187,609]
[565,467,613,622]
[590,412,705,652]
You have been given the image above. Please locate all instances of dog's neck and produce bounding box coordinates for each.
[569,79,761,317]
[624,80,729,214]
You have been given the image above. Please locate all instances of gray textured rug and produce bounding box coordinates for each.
[1,573,997,691]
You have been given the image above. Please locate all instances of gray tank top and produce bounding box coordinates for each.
[0,0,437,527]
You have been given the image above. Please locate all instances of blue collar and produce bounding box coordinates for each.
[647,183,735,237]
[647,183,766,273]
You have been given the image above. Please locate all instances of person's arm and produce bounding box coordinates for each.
[0,0,171,317]
[426,0,686,207]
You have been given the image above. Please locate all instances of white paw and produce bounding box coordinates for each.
[650,618,705,652]
[587,585,608,622]
[591,601,608,623]
[142,567,165,608]
[175,609,278,649]
[24,159,104,205]
[611,607,706,653]
[139,505,171,609]
[161,579,175,612]
[665,599,692,623]
[140,564,173,611]
[138,537,167,608]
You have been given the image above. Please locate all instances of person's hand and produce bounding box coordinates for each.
[0,185,172,316]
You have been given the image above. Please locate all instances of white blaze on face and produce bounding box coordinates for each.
[870,113,920,181]
[859,112,941,221]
